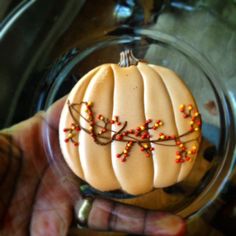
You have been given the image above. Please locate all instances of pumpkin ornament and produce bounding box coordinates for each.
[59,50,201,196]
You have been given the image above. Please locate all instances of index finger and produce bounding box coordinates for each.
[45,96,67,130]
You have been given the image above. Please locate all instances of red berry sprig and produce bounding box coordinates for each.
[175,104,201,162]
[179,104,201,132]
[116,141,134,162]
[63,123,80,146]
[63,101,201,163]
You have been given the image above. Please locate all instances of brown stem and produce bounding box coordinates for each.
[118,49,139,67]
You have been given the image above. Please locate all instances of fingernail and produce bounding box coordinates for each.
[144,212,186,236]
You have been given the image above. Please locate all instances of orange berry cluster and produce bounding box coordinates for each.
[96,114,122,126]
[179,104,201,132]
[63,123,80,146]
[116,141,134,162]
[84,102,96,136]
[175,140,197,163]
[175,104,201,163]
[115,118,164,161]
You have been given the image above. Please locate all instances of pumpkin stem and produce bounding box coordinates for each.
[119,49,139,67]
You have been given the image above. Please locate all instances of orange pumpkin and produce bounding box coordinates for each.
[59,50,201,195]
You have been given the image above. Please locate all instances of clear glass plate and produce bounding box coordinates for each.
[43,30,235,218]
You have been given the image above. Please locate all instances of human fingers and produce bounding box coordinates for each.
[45,96,67,131]
[76,198,186,236]
[0,132,45,235]
[0,134,22,228]
[30,163,81,236]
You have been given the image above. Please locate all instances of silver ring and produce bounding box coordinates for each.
[75,197,93,227]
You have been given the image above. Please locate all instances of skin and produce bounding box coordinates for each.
[0,97,186,236]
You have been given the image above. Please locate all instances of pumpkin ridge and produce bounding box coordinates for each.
[151,66,196,183]
[79,65,122,191]
[110,64,153,195]
[148,65,181,185]
[78,67,104,181]
[109,65,122,190]
[60,66,102,180]
[136,64,155,162]
[149,66,180,136]
[155,67,200,182]
[110,64,131,192]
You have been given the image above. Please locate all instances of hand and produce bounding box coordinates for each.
[0,97,186,236]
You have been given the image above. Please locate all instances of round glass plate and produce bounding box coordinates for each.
[43,30,235,219]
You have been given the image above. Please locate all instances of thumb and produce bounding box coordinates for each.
[76,198,186,236]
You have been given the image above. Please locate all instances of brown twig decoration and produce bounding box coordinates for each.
[63,101,201,163]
